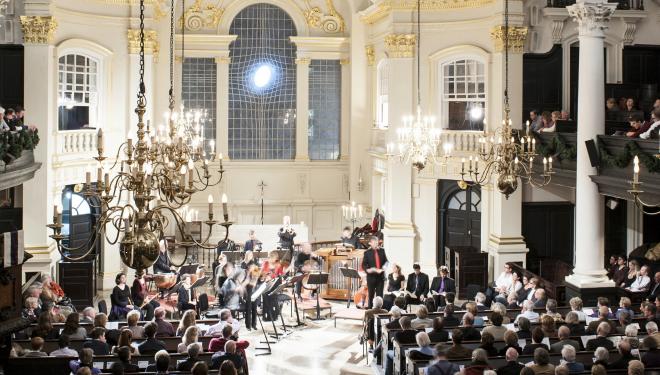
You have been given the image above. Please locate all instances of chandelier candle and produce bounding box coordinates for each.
[222,193,228,222]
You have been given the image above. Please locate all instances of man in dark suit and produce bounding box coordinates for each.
[145,350,172,373]
[445,329,472,359]
[153,240,173,274]
[430,266,455,307]
[361,236,388,309]
[461,313,481,341]
[497,347,524,375]
[426,344,460,375]
[177,343,202,371]
[405,263,429,305]
[116,346,140,373]
[549,326,580,353]
[609,340,635,369]
[243,230,260,251]
[586,322,615,351]
[210,340,243,370]
[137,322,166,355]
[587,306,616,334]
[177,274,197,313]
[442,304,460,327]
[82,327,110,355]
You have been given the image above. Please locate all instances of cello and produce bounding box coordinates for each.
[352,277,369,309]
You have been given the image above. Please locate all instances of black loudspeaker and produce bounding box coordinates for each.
[585,139,600,167]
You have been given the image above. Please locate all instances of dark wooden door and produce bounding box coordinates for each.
[522,202,574,274]
[445,189,481,248]
[58,261,95,310]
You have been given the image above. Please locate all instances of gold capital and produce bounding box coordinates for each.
[384,34,416,58]
[365,45,375,66]
[20,16,58,44]
[490,26,528,53]
[127,29,160,59]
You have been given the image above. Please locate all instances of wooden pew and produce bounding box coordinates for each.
[13,335,216,354]
[23,319,223,335]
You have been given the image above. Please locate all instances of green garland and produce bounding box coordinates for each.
[599,140,660,173]
[532,133,578,161]
[0,129,40,164]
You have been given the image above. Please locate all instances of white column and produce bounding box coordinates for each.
[216,56,230,160]
[339,59,350,161]
[295,58,310,161]
[382,56,416,272]
[565,0,616,289]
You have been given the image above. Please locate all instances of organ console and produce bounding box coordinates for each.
[316,245,365,300]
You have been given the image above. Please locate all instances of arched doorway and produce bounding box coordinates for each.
[437,180,481,266]
[61,184,101,260]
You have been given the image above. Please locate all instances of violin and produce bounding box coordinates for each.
[352,278,369,309]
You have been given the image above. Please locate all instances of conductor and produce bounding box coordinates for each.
[361,236,388,308]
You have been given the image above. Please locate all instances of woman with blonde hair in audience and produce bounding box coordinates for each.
[178,326,201,354]
[112,329,139,355]
[498,330,522,355]
[176,309,197,336]
[624,260,640,288]
[539,315,557,338]
[125,310,144,339]
[568,297,586,322]
[491,302,510,324]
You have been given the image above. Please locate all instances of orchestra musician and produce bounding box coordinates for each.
[177,274,197,313]
[383,264,405,310]
[240,251,257,270]
[153,239,175,274]
[242,265,260,330]
[405,263,430,305]
[243,230,261,252]
[340,226,358,248]
[361,236,389,309]
[111,273,139,319]
[278,216,296,250]
[131,273,160,320]
[219,266,245,311]
[293,243,319,299]
[429,266,455,307]
[261,252,284,281]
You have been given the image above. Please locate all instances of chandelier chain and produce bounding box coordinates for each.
[181,0,186,91]
[138,0,146,107]
[416,0,421,108]
[168,0,175,110]
[504,0,509,110]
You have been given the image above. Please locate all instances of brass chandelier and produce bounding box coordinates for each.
[458,0,553,198]
[47,0,230,275]
[386,0,449,171]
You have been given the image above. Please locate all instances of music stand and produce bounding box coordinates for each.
[250,282,272,356]
[306,272,329,321]
[339,267,361,309]
[178,264,198,276]
[221,251,244,265]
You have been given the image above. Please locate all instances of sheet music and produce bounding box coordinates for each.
[93,362,104,369]
[542,337,550,346]
[582,308,594,316]
[505,323,516,331]
[107,321,119,330]
[581,335,596,347]
[138,361,149,368]
[518,339,527,349]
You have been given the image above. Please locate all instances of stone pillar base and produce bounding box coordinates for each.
[487,234,528,282]
[565,279,616,306]
[382,221,416,272]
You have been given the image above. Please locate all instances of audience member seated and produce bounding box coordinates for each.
[497,347,524,375]
[529,110,542,133]
[439,292,456,312]
[464,302,485,327]
[528,348,554,375]
[50,334,79,357]
[585,322,614,351]
[492,303,511,324]
[624,325,639,349]
[412,305,433,329]
[640,107,660,139]
[446,329,473,359]
[628,265,652,292]
[176,309,197,336]
[642,336,660,368]
[83,327,110,355]
[32,311,60,340]
[563,312,585,336]
[649,272,660,301]
[550,326,579,353]
[22,297,40,321]
[540,315,557,338]
[384,316,416,375]
[586,306,616,334]
[80,307,96,324]
[515,301,539,324]
[207,308,241,337]
[219,360,238,375]
[516,317,532,339]
[409,332,434,359]
[116,346,140,373]
[538,111,556,133]
[623,261,640,289]
[385,309,402,330]
[560,345,584,373]
[461,313,482,341]
[483,312,507,341]
[405,263,429,305]
[464,348,492,375]
[474,293,488,312]
[609,340,635,369]
[390,295,407,315]
[644,305,659,324]
[625,114,649,138]
[211,341,242,370]
[568,297,587,322]
[541,299,563,322]
[24,336,47,357]
[425,344,460,375]
[208,325,249,354]
[362,296,387,350]
[442,304,460,327]
[532,289,547,308]
[645,322,660,347]
[153,307,175,337]
[178,325,201,354]
[146,349,171,373]
[427,317,449,343]
[628,360,645,375]
[138,321,166,355]
[499,330,522,355]
[522,327,548,355]
[69,348,101,375]
[191,361,209,375]
[178,343,203,372]
[592,347,609,368]
[611,255,628,287]
[125,310,144,339]
[479,332,498,357]
[62,313,87,340]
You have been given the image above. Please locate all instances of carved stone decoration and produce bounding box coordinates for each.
[550,18,566,44]
[127,29,160,59]
[622,21,637,45]
[360,0,495,24]
[20,16,57,44]
[179,0,224,31]
[384,34,416,58]
[0,0,9,18]
[567,0,617,37]
[303,0,345,34]
[297,174,308,195]
[490,26,528,53]
[365,45,375,66]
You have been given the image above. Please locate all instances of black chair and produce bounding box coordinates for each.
[98,299,108,315]
[197,293,209,318]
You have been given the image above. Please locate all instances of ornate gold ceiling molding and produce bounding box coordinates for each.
[365,45,375,66]
[361,0,496,25]
[20,16,58,44]
[384,34,416,58]
[127,29,160,59]
[179,0,224,31]
[302,0,345,34]
[92,0,167,20]
[490,25,528,53]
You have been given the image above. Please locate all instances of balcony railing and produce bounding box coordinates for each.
[58,129,97,155]
[546,0,643,10]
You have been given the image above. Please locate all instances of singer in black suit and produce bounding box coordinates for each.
[177,274,196,313]
[429,266,455,307]
[361,236,388,308]
[405,264,429,305]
